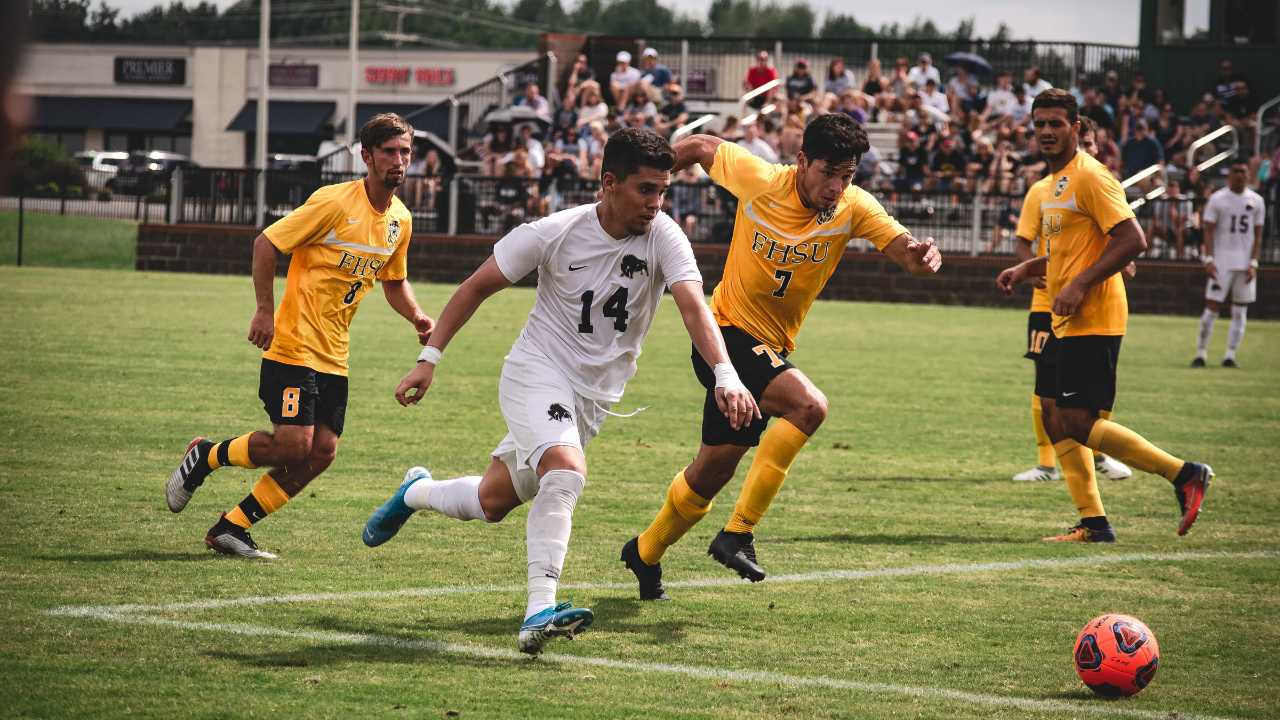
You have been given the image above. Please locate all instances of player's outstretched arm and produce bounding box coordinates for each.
[669,280,760,431]
[1052,218,1146,317]
[882,232,943,276]
[381,279,436,345]
[394,255,511,407]
[247,233,277,350]
[671,134,724,174]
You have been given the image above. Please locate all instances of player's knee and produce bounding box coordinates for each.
[792,390,828,433]
[536,445,587,477]
[306,439,338,473]
[273,434,312,467]
[479,498,513,523]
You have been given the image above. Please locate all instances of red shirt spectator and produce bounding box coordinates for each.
[744,50,779,109]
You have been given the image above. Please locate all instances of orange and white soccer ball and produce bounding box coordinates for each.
[1074,613,1160,697]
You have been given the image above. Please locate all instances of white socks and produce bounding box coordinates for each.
[1195,307,1216,358]
[406,475,486,521]
[1226,304,1247,359]
[524,469,586,618]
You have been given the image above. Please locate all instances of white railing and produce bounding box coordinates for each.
[1254,93,1280,160]
[739,78,781,115]
[672,114,716,139]
[1126,125,1238,210]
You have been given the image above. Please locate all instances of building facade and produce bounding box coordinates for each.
[16,43,534,167]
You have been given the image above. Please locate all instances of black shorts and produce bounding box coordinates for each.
[692,326,795,446]
[258,358,349,436]
[1035,333,1121,412]
[1025,311,1052,361]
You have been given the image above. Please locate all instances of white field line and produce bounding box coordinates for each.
[62,608,1246,720]
[48,549,1278,618]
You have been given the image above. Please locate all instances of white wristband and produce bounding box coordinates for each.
[417,345,442,365]
[712,362,745,391]
[1250,259,1259,269]
[1202,255,1214,265]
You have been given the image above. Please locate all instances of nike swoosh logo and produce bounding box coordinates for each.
[363,528,375,542]
[347,218,361,224]
[568,264,588,271]
[1062,391,1078,397]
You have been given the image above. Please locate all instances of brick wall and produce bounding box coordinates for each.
[137,224,1278,318]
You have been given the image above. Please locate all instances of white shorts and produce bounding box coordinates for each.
[491,345,610,503]
[1205,268,1256,305]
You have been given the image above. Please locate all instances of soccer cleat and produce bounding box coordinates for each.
[1013,465,1060,482]
[166,437,211,513]
[517,601,594,655]
[1042,522,1117,543]
[1222,358,1239,368]
[1094,455,1133,481]
[1174,462,1213,536]
[620,537,670,601]
[205,513,277,560]
[1190,357,1206,368]
[708,530,766,582]
[363,466,430,547]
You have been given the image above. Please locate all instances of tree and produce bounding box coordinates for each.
[819,13,875,40]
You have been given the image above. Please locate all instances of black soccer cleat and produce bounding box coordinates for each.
[167,437,213,513]
[620,537,670,601]
[1174,462,1213,536]
[1190,357,1206,368]
[205,513,278,560]
[708,530,766,582]
[1222,358,1239,368]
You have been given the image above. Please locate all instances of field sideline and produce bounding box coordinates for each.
[1,266,1277,719]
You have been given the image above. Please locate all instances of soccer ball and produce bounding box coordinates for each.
[1073,613,1160,697]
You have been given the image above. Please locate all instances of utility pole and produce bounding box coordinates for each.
[255,0,270,228]
[347,0,360,163]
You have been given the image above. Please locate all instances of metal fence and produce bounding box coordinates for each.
[2,167,171,224]
[609,36,1141,102]
[166,167,1280,264]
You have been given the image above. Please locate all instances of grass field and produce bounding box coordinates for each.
[1,266,1277,720]
[0,211,137,269]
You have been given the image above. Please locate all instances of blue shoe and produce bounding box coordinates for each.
[517,601,594,655]
[362,466,430,547]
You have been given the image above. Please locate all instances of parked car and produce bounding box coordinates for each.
[107,151,197,196]
[74,150,129,191]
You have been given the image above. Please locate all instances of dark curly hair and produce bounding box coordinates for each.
[801,113,870,166]
[601,127,675,181]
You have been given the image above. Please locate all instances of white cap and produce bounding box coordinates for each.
[642,47,658,58]
[616,50,632,64]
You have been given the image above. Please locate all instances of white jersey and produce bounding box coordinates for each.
[494,203,702,403]
[1203,187,1265,271]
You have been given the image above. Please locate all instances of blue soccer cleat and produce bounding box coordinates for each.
[362,466,431,547]
[517,601,594,655]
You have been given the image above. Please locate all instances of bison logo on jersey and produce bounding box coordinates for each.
[620,255,649,278]
[386,219,402,248]
[547,403,572,422]
[1054,176,1069,198]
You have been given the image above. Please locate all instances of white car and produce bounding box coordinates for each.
[74,151,129,191]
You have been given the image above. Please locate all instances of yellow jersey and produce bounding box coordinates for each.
[1032,150,1133,337]
[708,142,907,353]
[262,179,412,375]
[1015,177,1052,313]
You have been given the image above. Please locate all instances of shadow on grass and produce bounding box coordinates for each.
[36,550,216,562]
[835,475,977,484]
[204,642,515,670]
[767,532,1026,546]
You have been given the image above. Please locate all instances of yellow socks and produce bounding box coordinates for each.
[724,419,810,534]
[1055,439,1105,519]
[1086,419,1184,481]
[207,433,259,471]
[225,473,292,528]
[636,471,712,565]
[1032,394,1055,468]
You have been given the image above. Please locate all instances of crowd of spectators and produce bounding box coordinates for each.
[455,47,1275,252]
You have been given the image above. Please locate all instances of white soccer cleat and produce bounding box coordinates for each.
[1095,455,1133,481]
[205,514,278,560]
[1013,465,1060,482]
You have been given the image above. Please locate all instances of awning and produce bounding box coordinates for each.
[351,102,449,140]
[31,96,192,131]
[227,101,336,135]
